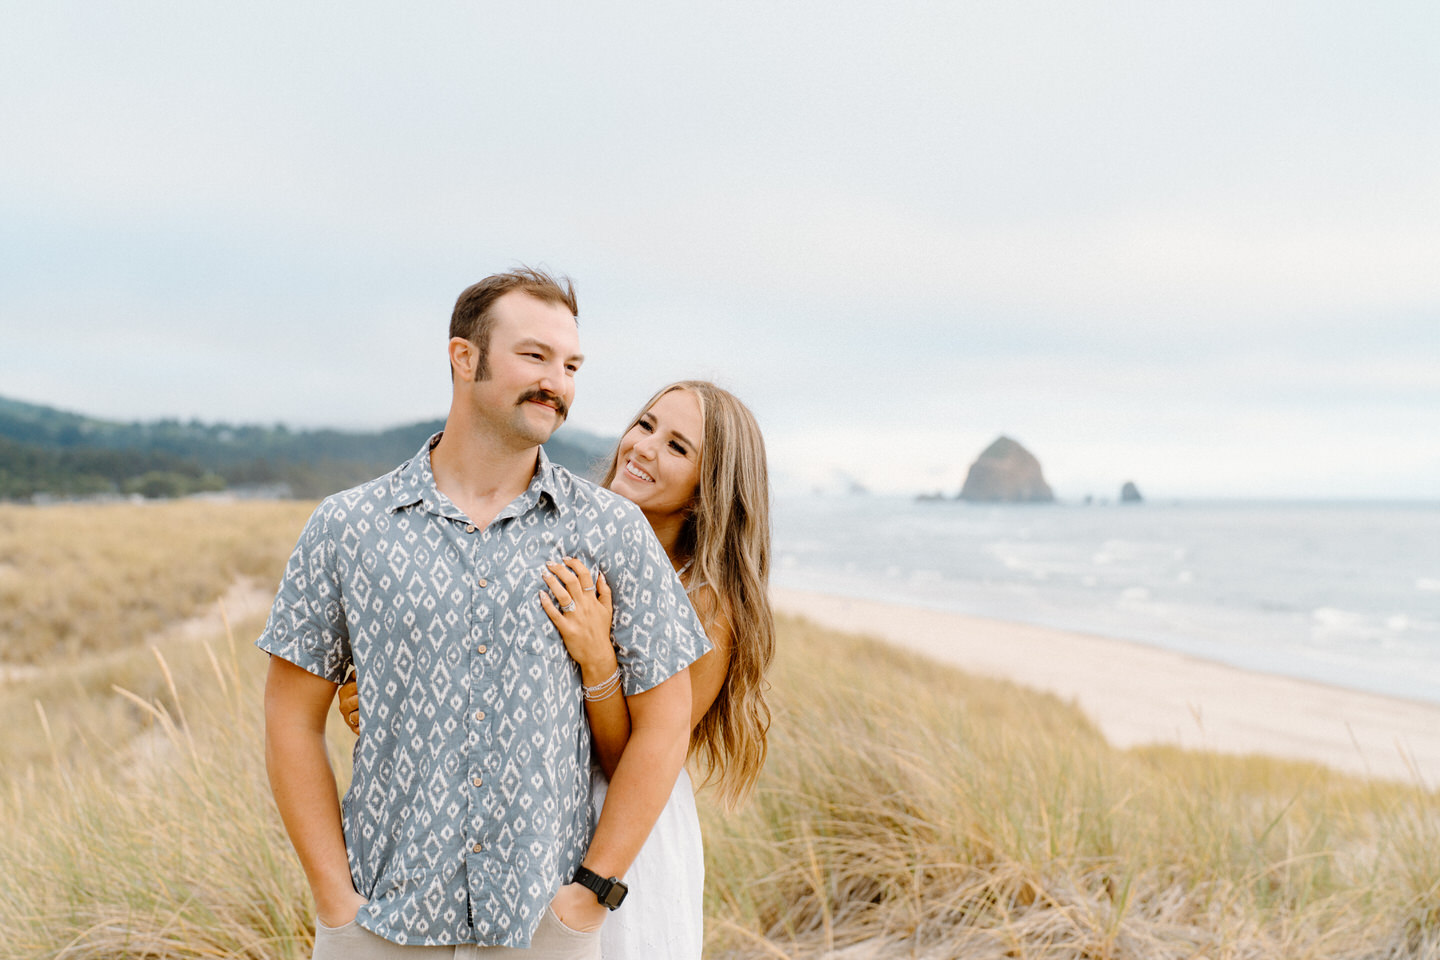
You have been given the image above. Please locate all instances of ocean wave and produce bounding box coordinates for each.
[773,497,1440,703]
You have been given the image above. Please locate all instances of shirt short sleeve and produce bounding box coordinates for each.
[594,497,712,695]
[255,500,352,683]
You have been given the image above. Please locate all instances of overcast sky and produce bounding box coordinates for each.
[2,2,1437,499]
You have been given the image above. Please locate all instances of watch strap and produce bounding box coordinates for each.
[572,865,628,910]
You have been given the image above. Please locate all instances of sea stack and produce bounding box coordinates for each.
[958,436,1055,502]
[1120,481,1143,503]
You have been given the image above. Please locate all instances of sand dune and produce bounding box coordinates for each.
[774,587,1440,785]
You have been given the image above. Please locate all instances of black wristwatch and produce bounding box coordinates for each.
[573,865,628,910]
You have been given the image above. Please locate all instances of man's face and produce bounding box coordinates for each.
[465,290,583,447]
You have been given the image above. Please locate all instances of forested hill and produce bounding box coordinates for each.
[0,395,613,500]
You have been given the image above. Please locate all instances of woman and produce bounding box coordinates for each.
[337,379,774,959]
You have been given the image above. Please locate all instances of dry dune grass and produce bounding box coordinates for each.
[1,617,335,960]
[0,502,1437,959]
[701,617,1440,959]
[0,499,313,664]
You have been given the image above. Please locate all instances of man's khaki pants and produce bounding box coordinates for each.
[311,909,602,960]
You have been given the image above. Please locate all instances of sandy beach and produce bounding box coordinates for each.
[774,587,1440,785]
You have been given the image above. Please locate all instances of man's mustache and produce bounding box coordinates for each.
[517,388,569,420]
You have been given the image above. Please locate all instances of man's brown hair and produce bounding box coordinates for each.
[450,267,578,381]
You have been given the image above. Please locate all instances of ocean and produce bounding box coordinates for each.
[772,497,1440,705]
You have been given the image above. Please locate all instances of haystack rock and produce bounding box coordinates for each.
[958,436,1055,503]
[1120,481,1143,503]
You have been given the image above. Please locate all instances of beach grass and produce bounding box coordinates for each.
[0,499,313,665]
[0,501,1436,959]
[701,617,1440,958]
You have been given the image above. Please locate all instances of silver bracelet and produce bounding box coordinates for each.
[582,666,623,702]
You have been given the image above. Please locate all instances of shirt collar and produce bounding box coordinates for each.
[386,432,567,520]
[503,444,567,522]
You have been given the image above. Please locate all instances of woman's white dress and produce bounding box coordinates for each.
[590,766,704,959]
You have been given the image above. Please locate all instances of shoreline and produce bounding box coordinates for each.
[773,587,1440,785]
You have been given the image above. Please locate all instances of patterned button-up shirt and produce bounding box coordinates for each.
[257,436,709,948]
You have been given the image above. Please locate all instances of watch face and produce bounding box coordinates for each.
[602,881,628,909]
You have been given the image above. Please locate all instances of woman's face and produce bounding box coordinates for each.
[608,389,703,520]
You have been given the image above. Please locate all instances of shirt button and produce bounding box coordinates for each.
[477,577,488,588]
[465,524,476,533]
[477,644,488,654]
[472,843,483,853]
[472,776,483,787]
[475,710,485,721]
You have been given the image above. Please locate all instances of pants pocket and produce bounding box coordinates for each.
[545,904,603,937]
[311,918,364,960]
[521,907,601,960]
[315,917,357,933]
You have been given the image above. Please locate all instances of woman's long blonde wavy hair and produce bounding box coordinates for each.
[601,380,774,808]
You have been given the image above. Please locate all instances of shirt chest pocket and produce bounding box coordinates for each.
[507,534,591,663]
[511,624,581,705]
[517,621,570,661]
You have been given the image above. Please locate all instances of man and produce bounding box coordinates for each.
[259,267,709,958]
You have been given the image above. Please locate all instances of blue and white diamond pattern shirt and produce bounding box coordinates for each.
[257,435,710,948]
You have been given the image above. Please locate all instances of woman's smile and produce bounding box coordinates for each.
[623,460,656,483]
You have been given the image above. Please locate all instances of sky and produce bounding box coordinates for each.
[2,1,1437,500]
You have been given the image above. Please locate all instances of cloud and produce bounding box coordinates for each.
[2,1,1437,498]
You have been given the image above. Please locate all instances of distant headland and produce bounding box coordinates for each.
[0,394,612,501]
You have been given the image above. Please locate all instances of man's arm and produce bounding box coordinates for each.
[264,655,368,927]
[550,667,693,928]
